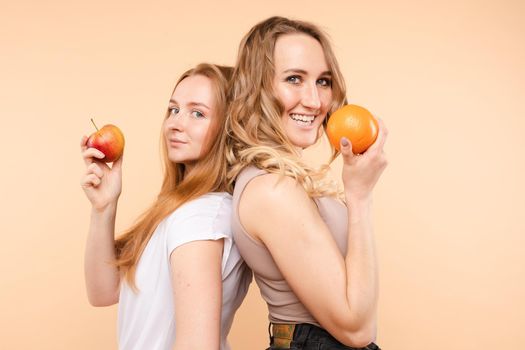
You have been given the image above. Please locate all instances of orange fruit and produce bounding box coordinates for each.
[326,104,379,154]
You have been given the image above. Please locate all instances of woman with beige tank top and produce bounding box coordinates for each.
[225,17,388,350]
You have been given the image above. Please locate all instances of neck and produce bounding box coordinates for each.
[181,162,195,178]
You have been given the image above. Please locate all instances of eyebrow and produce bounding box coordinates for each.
[282,68,332,76]
[169,99,210,110]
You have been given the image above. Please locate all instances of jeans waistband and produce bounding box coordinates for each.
[269,323,381,350]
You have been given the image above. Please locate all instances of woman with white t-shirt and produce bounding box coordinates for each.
[80,63,251,350]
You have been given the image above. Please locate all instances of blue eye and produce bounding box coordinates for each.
[169,107,180,115]
[286,75,301,84]
[317,78,332,87]
[191,110,205,118]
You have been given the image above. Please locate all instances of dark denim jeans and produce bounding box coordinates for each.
[267,323,381,350]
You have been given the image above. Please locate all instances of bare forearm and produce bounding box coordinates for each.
[344,197,378,329]
[84,203,120,306]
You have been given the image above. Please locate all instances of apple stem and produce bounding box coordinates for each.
[90,118,99,131]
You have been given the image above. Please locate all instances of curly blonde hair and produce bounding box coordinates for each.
[226,16,347,197]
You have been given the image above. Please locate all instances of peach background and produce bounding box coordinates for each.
[1,0,524,348]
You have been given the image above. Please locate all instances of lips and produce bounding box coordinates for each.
[290,113,316,122]
[168,138,187,146]
[289,112,317,127]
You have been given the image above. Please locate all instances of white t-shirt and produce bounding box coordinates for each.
[117,192,252,350]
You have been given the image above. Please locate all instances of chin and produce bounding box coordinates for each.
[167,153,189,164]
[288,130,321,149]
[290,136,317,149]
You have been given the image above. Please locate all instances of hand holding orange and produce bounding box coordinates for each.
[326,104,378,154]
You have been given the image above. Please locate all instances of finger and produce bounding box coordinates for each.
[380,154,389,169]
[82,148,105,166]
[368,118,388,153]
[340,137,355,164]
[87,163,104,178]
[80,135,90,166]
[111,152,123,172]
[81,174,101,188]
[80,135,88,151]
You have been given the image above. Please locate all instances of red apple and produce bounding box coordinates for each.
[87,119,125,163]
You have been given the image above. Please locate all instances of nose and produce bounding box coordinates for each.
[301,83,321,110]
[166,110,188,131]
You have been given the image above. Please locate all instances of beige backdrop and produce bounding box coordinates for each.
[1,0,524,348]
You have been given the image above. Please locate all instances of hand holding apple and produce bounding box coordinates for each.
[86,118,125,163]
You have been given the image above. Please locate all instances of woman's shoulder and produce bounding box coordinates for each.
[238,165,300,190]
[235,164,268,182]
[168,192,232,223]
[162,192,234,251]
[198,191,232,204]
[243,172,311,211]
[240,172,323,244]
[249,171,304,191]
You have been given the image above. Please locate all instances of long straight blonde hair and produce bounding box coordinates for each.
[115,63,233,289]
[226,16,347,197]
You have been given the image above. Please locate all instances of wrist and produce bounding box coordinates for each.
[345,196,372,222]
[91,201,118,215]
[345,192,373,206]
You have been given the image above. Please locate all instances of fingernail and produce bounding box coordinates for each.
[341,137,349,146]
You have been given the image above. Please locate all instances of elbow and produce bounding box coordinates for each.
[87,292,119,307]
[329,316,376,348]
[89,299,115,307]
[339,328,376,348]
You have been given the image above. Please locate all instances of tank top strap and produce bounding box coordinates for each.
[234,165,268,194]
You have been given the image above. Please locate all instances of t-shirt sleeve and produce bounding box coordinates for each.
[166,194,233,272]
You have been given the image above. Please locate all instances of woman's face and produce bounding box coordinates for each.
[273,33,333,149]
[164,74,217,170]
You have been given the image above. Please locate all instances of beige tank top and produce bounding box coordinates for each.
[232,166,349,325]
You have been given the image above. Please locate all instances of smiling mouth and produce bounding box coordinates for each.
[290,113,316,126]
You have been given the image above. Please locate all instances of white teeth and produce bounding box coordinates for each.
[290,113,315,125]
